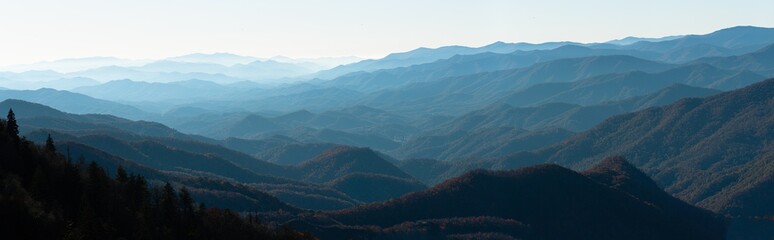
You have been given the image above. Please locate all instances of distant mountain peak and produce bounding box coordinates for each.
[196,52,246,57]
[552,44,591,51]
[605,35,684,45]
[484,41,509,47]
[165,52,260,66]
[714,25,772,33]
[170,52,253,58]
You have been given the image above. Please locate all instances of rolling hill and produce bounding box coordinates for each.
[295,146,415,183]
[315,159,724,239]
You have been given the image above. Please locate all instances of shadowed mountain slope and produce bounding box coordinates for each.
[538,78,774,216]
[295,146,414,183]
[319,161,724,239]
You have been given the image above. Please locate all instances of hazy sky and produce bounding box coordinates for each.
[1,0,773,65]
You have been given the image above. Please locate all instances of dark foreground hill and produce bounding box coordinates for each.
[0,112,313,239]
[288,158,724,239]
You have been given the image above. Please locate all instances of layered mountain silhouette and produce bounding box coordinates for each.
[73,79,242,102]
[386,83,722,161]
[3,25,774,239]
[311,41,581,80]
[621,26,774,55]
[393,127,573,160]
[318,47,668,93]
[502,63,764,107]
[397,79,773,220]
[1,99,423,210]
[171,106,410,150]
[692,42,774,75]
[0,99,196,140]
[311,26,774,82]
[357,54,674,115]
[441,84,720,133]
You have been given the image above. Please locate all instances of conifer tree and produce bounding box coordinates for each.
[6,108,19,140]
[45,133,56,153]
[160,182,180,231]
[180,187,195,216]
[116,165,129,183]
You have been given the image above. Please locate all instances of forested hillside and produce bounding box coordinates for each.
[0,111,314,239]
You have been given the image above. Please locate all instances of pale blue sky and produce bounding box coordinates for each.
[1,0,772,65]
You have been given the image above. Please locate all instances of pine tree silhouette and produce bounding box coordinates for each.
[45,134,56,153]
[6,108,19,140]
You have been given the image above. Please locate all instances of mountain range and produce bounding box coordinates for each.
[2,25,774,239]
[396,78,774,220]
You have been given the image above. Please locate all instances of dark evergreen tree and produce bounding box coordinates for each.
[160,182,180,238]
[179,187,201,238]
[180,187,195,217]
[6,108,19,140]
[45,134,56,153]
[116,165,128,183]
